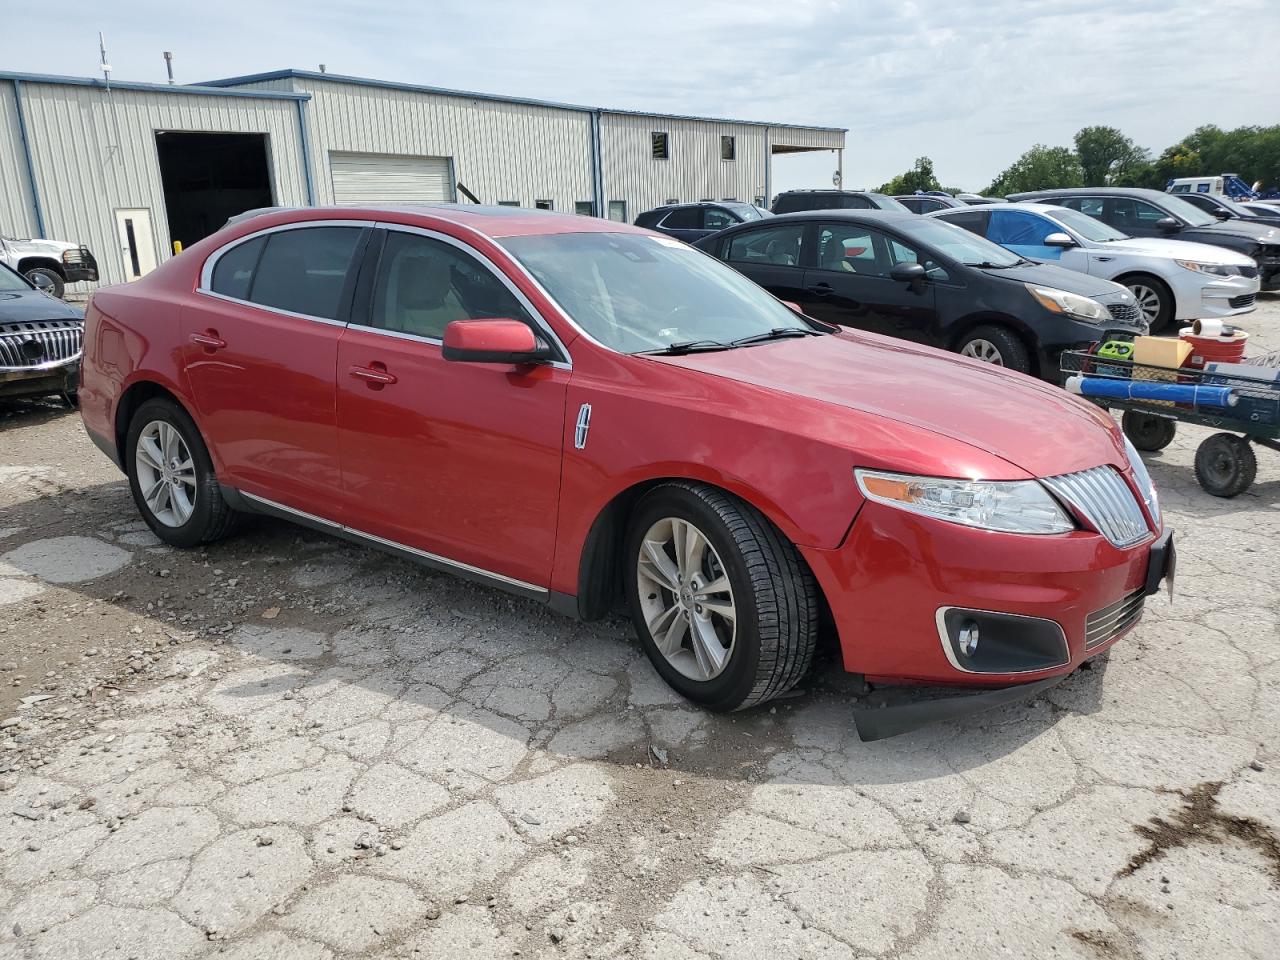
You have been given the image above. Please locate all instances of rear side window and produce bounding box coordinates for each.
[987,210,1056,245]
[935,209,990,235]
[210,236,266,300]
[661,207,702,229]
[1058,196,1104,217]
[726,223,805,266]
[771,194,813,214]
[248,227,364,320]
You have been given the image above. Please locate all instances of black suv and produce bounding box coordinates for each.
[1174,191,1280,231]
[1008,187,1280,289]
[634,202,770,243]
[771,190,909,215]
[694,210,1144,380]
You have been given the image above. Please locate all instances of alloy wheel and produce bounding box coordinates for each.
[1128,284,1162,324]
[134,420,197,528]
[959,339,1003,365]
[636,517,737,682]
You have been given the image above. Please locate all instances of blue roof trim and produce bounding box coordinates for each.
[199,69,846,134]
[0,71,310,101]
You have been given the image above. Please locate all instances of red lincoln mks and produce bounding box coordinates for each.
[80,206,1173,738]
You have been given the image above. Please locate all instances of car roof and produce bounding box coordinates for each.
[1006,187,1169,201]
[765,209,919,225]
[935,202,1067,216]
[776,189,884,196]
[230,204,650,239]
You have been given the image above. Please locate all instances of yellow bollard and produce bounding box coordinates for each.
[172,240,183,255]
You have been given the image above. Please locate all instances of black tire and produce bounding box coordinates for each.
[1122,411,1177,452]
[957,325,1031,374]
[24,266,64,299]
[1193,433,1257,498]
[126,397,243,547]
[1119,274,1173,333]
[624,482,818,712]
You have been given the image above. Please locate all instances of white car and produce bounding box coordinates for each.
[928,202,1259,331]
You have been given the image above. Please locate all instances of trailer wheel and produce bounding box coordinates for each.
[1122,411,1177,452]
[1194,433,1256,498]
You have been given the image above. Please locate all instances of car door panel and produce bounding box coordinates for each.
[335,228,568,588]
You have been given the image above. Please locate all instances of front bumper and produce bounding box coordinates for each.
[800,500,1171,689]
[62,247,98,283]
[0,358,80,398]
[1171,271,1261,319]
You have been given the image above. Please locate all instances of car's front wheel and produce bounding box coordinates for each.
[126,398,243,547]
[1120,274,1172,332]
[24,266,64,299]
[957,325,1031,373]
[624,482,818,711]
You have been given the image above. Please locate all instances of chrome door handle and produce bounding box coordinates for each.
[349,364,397,386]
[189,331,227,350]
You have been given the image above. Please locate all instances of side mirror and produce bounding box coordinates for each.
[889,262,928,284]
[442,319,553,365]
[1155,217,1181,234]
[1043,232,1076,248]
[1212,208,1232,220]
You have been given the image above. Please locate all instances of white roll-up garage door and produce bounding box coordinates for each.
[329,151,455,205]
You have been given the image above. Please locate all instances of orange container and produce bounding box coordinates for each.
[1179,329,1248,371]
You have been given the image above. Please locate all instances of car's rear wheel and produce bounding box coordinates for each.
[624,482,818,711]
[126,398,243,547]
[1120,274,1172,332]
[957,325,1030,373]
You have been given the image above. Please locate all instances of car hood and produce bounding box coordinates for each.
[1188,220,1280,243]
[1106,237,1256,265]
[0,289,83,322]
[652,331,1126,479]
[977,260,1124,298]
[2,237,80,256]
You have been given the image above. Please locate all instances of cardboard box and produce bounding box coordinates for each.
[1133,336,1192,370]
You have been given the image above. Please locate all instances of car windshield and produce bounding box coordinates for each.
[0,265,30,292]
[1158,194,1218,227]
[727,203,771,221]
[501,232,815,354]
[893,217,1023,267]
[1049,207,1129,242]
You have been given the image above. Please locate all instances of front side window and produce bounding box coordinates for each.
[210,235,266,300]
[703,208,736,230]
[501,232,814,354]
[370,232,534,341]
[246,227,364,320]
[725,223,805,266]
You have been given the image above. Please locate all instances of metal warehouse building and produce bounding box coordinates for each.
[1,68,845,287]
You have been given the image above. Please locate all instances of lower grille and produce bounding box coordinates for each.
[1041,465,1151,548]
[1229,293,1256,309]
[1106,301,1142,323]
[0,320,84,369]
[1085,589,1145,650]
[1238,264,1259,279]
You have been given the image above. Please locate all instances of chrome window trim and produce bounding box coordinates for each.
[934,606,1069,676]
[370,222,572,368]
[195,219,374,326]
[239,491,546,595]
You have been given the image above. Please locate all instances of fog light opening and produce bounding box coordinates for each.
[958,620,980,657]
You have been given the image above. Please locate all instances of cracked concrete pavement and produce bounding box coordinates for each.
[0,297,1277,959]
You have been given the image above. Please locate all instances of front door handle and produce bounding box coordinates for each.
[807,282,834,296]
[189,331,227,350]
[349,363,397,386]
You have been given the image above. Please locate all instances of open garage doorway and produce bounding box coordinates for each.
[156,132,274,251]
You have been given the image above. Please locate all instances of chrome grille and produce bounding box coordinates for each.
[1085,588,1145,649]
[1106,302,1141,323]
[1042,465,1151,548]
[0,320,84,370]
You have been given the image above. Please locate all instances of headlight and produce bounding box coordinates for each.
[1175,259,1239,277]
[854,469,1074,535]
[1026,284,1108,323]
[1123,436,1161,527]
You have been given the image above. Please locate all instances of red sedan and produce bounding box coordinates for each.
[79,206,1173,738]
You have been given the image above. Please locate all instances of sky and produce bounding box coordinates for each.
[3,0,1276,194]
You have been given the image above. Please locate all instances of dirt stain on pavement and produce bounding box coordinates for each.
[1121,780,1280,884]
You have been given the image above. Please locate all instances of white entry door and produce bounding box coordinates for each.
[114,208,157,280]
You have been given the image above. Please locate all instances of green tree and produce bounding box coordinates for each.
[986,145,1084,196]
[1073,126,1150,185]
[878,156,942,195]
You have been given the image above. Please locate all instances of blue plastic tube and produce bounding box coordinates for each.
[1065,375,1237,408]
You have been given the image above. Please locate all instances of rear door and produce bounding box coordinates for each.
[1104,197,1170,238]
[656,207,705,242]
[334,225,569,588]
[183,222,369,517]
[799,221,937,343]
[717,221,809,305]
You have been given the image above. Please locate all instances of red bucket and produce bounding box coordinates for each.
[1179,329,1248,371]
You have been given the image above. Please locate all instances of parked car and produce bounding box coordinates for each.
[771,190,909,214]
[695,209,1145,377]
[895,194,967,214]
[928,203,1259,331]
[956,194,1008,205]
[1174,191,1280,230]
[1243,201,1280,219]
[0,261,83,401]
[1,232,99,299]
[633,201,771,243]
[1007,188,1280,290]
[78,205,1172,734]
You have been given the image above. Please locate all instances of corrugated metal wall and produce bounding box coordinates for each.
[16,82,307,286]
[1,84,38,240]
[290,78,595,212]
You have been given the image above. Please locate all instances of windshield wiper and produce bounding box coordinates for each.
[638,339,734,356]
[964,260,1021,269]
[730,327,824,347]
